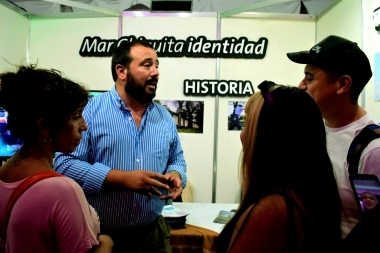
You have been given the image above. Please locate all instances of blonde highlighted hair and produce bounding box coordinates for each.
[239,86,277,200]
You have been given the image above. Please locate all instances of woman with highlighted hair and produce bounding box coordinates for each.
[215,81,342,253]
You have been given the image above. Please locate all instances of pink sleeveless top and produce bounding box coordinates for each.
[0,176,99,253]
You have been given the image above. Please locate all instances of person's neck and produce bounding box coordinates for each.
[125,95,148,116]
[323,103,366,128]
[115,83,148,117]
[0,143,54,182]
[14,143,54,168]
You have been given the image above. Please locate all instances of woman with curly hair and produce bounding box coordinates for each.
[0,65,113,253]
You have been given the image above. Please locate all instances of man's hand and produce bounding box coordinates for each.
[160,171,182,201]
[94,235,114,253]
[105,170,170,198]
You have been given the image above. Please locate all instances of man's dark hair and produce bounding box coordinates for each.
[318,46,370,101]
[111,40,154,82]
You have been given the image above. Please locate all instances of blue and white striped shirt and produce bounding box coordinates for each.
[54,86,187,228]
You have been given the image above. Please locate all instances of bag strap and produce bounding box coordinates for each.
[347,124,380,175]
[0,171,62,248]
[227,204,255,253]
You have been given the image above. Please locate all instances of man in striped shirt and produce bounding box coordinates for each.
[54,40,187,253]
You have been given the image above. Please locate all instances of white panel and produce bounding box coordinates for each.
[317,0,362,43]
[362,0,380,122]
[122,13,217,203]
[16,1,61,13]
[25,11,324,205]
[217,16,315,203]
[0,4,28,72]
[29,16,119,90]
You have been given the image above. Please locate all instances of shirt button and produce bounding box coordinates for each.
[136,159,140,162]
[129,117,132,120]
[134,204,136,207]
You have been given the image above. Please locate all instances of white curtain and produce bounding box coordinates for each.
[9,0,331,15]
[15,1,61,13]
[192,0,299,13]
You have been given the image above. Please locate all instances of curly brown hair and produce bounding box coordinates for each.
[0,65,89,142]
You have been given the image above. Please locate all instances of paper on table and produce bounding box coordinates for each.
[162,205,189,218]
[213,210,236,224]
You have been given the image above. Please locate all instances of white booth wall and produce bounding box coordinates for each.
[0,0,377,203]
[317,0,363,44]
[0,4,28,73]
[217,16,315,203]
[29,16,119,88]
[362,0,380,122]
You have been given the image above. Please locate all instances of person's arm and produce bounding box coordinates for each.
[360,142,380,177]
[54,101,110,196]
[87,235,113,253]
[105,169,170,198]
[165,121,187,187]
[49,178,107,253]
[161,120,187,200]
[54,102,170,197]
[54,147,110,196]
[161,171,182,200]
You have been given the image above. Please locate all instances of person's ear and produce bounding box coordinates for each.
[115,64,127,81]
[336,75,352,95]
[36,118,51,139]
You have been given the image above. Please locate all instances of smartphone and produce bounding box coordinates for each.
[349,174,380,215]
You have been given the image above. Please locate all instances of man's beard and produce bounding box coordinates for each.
[124,72,157,104]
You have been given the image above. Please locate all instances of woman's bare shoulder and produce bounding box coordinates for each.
[250,194,288,219]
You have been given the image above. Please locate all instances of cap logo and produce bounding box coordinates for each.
[312,46,322,54]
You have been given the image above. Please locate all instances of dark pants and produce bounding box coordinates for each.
[100,215,172,253]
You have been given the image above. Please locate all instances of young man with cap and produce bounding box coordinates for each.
[286,35,380,237]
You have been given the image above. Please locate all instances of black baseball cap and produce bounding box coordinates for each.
[287,35,372,85]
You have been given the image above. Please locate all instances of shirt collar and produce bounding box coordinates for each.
[110,85,155,111]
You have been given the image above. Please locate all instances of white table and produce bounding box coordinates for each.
[172,202,239,233]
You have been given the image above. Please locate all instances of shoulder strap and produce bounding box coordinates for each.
[347,124,380,175]
[0,171,62,248]
[227,204,255,253]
